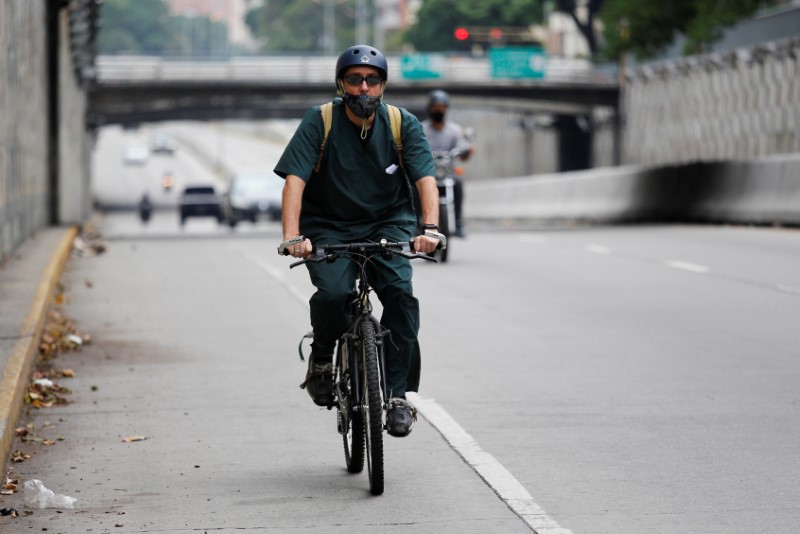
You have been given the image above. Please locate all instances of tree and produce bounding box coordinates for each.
[599,0,779,60]
[98,0,229,57]
[553,0,606,56]
[98,0,171,54]
[245,0,360,53]
[404,0,544,53]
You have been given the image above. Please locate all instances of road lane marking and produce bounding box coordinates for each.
[666,260,710,274]
[408,394,574,534]
[776,284,800,295]
[585,244,611,255]
[242,246,572,532]
[234,248,311,305]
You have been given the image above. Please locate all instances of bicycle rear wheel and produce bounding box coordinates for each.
[337,340,364,473]
[360,320,384,495]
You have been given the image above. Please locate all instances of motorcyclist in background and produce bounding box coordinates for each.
[421,90,474,238]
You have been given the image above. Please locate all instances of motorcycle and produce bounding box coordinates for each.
[430,147,467,263]
[161,172,175,192]
[138,194,153,224]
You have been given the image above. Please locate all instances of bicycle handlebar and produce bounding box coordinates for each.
[287,238,437,268]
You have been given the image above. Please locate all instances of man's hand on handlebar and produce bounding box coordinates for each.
[414,231,444,254]
[278,235,313,258]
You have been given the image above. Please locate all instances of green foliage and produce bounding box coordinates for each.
[98,0,170,54]
[599,0,777,60]
[245,0,357,53]
[98,0,229,56]
[404,0,544,53]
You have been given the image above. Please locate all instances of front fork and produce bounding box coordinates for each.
[339,316,390,414]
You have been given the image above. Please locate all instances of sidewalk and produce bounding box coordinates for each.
[0,227,77,469]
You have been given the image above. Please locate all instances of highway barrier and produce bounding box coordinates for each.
[466,153,800,226]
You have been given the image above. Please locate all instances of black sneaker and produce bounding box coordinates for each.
[299,353,334,407]
[386,397,417,437]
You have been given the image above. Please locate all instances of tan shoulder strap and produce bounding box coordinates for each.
[313,102,334,173]
[386,104,404,168]
[315,102,403,172]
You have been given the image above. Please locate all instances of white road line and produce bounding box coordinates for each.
[242,247,570,533]
[776,284,800,295]
[408,393,573,534]
[667,260,710,274]
[585,244,611,255]
[234,247,312,305]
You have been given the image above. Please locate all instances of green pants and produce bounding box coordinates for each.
[306,247,421,398]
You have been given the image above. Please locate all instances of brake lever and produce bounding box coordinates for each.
[404,240,438,262]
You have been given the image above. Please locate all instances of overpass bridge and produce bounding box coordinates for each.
[88,55,622,168]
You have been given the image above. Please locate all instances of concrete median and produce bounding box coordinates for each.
[465,154,800,226]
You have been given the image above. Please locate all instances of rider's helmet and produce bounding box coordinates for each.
[428,90,450,107]
[335,44,388,87]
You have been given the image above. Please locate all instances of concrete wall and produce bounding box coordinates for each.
[623,37,800,166]
[449,107,560,181]
[0,1,50,262]
[57,9,92,225]
[466,154,800,226]
[0,0,93,261]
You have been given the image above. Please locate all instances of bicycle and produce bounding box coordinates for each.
[281,238,435,495]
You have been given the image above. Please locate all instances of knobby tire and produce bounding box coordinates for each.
[360,320,384,495]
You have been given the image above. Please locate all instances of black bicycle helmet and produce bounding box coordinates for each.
[335,44,388,83]
[428,90,450,106]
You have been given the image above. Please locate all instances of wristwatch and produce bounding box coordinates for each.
[423,223,439,230]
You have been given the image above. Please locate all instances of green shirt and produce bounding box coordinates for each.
[274,99,435,241]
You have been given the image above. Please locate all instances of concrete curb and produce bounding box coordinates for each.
[0,227,78,465]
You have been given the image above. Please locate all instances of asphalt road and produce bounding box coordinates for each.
[2,121,798,533]
[2,214,799,534]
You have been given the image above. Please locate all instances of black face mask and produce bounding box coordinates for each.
[430,111,445,123]
[343,93,382,119]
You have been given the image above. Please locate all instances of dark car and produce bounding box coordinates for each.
[220,172,283,228]
[179,185,222,225]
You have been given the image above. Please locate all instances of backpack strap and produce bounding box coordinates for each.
[314,102,404,172]
[386,104,404,169]
[313,101,334,173]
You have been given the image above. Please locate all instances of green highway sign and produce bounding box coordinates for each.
[489,47,546,79]
[400,54,445,80]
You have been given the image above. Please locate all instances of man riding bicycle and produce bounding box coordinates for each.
[274,45,441,437]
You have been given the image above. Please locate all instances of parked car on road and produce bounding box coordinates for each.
[179,185,222,225]
[220,172,283,228]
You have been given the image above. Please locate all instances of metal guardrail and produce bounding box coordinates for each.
[94,55,599,84]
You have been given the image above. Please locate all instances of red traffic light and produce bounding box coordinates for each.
[454,27,470,41]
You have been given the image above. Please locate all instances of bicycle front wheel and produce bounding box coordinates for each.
[360,319,384,495]
[338,339,364,473]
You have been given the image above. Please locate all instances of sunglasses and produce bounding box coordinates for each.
[343,74,384,87]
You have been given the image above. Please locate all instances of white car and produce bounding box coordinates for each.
[122,144,149,165]
[221,172,283,227]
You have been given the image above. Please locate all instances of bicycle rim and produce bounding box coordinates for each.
[338,340,364,473]
[360,320,384,495]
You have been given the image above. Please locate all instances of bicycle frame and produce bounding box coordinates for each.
[288,239,434,495]
[339,286,390,415]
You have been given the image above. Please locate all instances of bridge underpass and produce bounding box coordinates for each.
[87,58,621,175]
